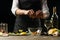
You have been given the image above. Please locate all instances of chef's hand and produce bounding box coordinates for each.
[28,9,36,18]
[35,10,49,19]
[42,13,49,19]
[35,10,43,19]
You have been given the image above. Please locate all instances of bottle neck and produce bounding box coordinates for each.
[52,7,58,18]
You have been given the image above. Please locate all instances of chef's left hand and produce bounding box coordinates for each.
[35,10,49,19]
[35,10,43,19]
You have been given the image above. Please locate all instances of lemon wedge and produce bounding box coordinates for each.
[20,32,27,35]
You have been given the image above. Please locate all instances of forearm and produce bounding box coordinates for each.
[15,9,29,15]
[11,0,29,16]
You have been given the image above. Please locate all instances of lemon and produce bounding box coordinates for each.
[48,28,58,35]
[19,30,23,32]
[20,32,27,35]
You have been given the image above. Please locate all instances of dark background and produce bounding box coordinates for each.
[0,0,60,32]
[0,0,15,32]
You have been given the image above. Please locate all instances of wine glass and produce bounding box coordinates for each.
[44,20,52,30]
[28,27,42,36]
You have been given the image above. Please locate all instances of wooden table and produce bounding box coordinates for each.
[0,36,60,40]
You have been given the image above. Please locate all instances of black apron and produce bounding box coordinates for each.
[14,0,42,32]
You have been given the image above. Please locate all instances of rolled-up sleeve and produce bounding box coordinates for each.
[11,0,19,15]
[42,0,49,14]
[42,0,50,18]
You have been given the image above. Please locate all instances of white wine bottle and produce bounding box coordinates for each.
[50,7,58,28]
